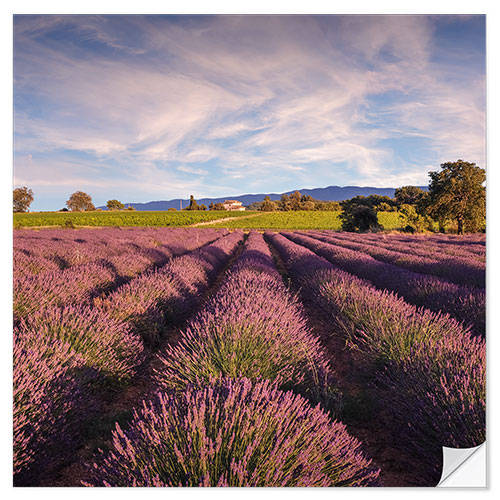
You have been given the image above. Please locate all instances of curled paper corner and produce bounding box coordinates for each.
[437,443,486,487]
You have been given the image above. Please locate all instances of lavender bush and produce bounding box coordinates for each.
[376,333,485,474]
[266,232,485,466]
[14,262,117,320]
[14,331,98,485]
[16,305,145,384]
[85,378,379,487]
[306,231,485,288]
[284,232,485,336]
[95,232,243,345]
[156,232,336,409]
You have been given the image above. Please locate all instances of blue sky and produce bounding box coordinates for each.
[13,15,485,211]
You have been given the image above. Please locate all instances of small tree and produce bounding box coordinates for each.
[107,199,125,211]
[303,200,315,211]
[199,204,207,211]
[278,194,291,211]
[212,203,225,211]
[247,201,263,211]
[13,186,34,213]
[186,195,199,211]
[427,160,485,234]
[261,196,277,212]
[289,191,302,211]
[66,191,95,212]
[126,205,136,211]
[340,204,381,232]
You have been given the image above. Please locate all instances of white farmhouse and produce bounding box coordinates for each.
[222,200,246,211]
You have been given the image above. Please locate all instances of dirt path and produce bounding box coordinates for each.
[190,213,262,227]
[40,236,248,487]
[265,239,438,487]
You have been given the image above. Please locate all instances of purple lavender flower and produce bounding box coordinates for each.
[156,232,337,410]
[85,378,379,487]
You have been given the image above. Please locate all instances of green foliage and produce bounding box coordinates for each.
[427,160,486,234]
[398,204,435,233]
[210,202,226,211]
[394,186,426,206]
[106,199,125,211]
[340,205,382,232]
[261,196,278,212]
[315,201,342,211]
[13,187,34,213]
[205,211,401,230]
[278,194,292,211]
[66,191,95,212]
[341,195,396,212]
[374,202,393,212]
[289,191,302,210]
[13,210,254,228]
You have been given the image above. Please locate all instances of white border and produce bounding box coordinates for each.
[2,1,498,497]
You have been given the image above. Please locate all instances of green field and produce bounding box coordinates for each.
[13,210,403,230]
[204,211,402,230]
[13,210,257,228]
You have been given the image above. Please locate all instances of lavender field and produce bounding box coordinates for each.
[13,228,485,487]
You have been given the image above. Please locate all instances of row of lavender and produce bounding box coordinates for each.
[85,232,380,487]
[335,232,485,261]
[284,232,485,337]
[14,227,212,269]
[13,228,227,322]
[13,229,243,485]
[310,231,485,288]
[266,232,485,477]
[14,227,224,286]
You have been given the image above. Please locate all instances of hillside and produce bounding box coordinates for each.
[105,185,427,211]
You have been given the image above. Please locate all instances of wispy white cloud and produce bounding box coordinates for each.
[13,15,485,209]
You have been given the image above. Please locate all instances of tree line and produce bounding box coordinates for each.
[12,189,136,213]
[338,160,485,234]
[13,160,485,234]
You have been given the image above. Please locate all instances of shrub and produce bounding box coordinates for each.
[14,332,97,484]
[85,378,379,487]
[376,332,485,475]
[63,219,76,229]
[17,305,145,384]
[340,205,381,232]
[14,263,117,320]
[156,232,337,409]
[156,266,335,406]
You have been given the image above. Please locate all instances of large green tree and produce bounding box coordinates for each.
[66,191,95,212]
[427,160,485,234]
[13,186,34,213]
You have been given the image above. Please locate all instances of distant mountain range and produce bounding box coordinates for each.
[100,185,428,211]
